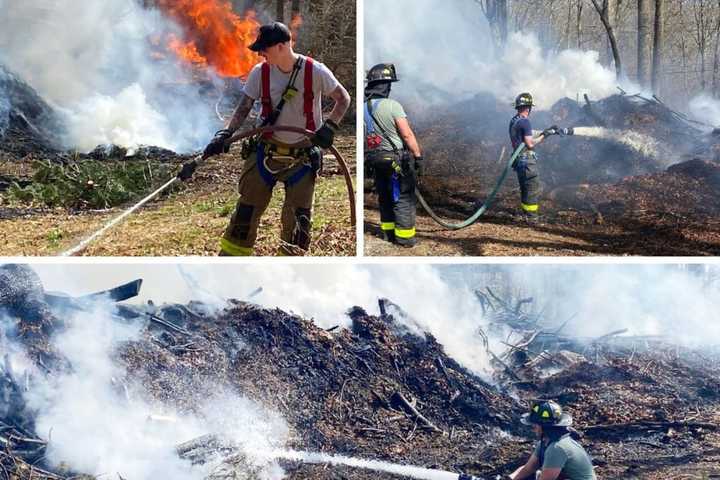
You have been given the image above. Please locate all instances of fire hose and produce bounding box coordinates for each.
[414,128,573,230]
[60,125,355,256]
[414,143,524,230]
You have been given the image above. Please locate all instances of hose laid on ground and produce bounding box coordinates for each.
[61,125,355,256]
[414,143,526,230]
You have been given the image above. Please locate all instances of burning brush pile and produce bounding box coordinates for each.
[413,92,720,226]
[0,0,263,210]
[2,265,720,479]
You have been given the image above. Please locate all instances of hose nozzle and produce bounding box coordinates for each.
[558,127,574,136]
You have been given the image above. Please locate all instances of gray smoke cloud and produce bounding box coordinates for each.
[0,0,218,153]
[364,0,623,110]
[5,262,718,478]
[2,283,288,479]
[32,263,720,384]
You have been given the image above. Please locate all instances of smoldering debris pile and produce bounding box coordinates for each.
[0,65,65,157]
[0,63,197,185]
[412,92,720,224]
[2,266,720,479]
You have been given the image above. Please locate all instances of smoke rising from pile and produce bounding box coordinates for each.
[364,0,620,110]
[689,94,720,129]
[34,264,720,384]
[0,0,222,152]
[3,300,288,479]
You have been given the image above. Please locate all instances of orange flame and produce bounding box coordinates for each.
[156,0,261,78]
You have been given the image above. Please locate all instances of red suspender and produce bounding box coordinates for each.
[303,57,316,131]
[260,58,315,137]
[261,62,272,138]
[261,62,272,118]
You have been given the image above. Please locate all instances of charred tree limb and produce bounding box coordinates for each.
[391,392,445,434]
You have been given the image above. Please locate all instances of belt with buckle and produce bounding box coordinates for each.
[262,141,308,158]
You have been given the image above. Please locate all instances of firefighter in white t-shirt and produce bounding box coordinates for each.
[179,22,350,256]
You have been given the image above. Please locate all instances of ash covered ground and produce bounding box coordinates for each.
[365,92,720,256]
[2,264,719,479]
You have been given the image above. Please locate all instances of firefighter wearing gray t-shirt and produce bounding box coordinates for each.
[510,400,596,480]
[363,63,423,247]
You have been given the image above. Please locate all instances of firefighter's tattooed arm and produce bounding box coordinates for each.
[226,94,256,133]
[326,84,351,125]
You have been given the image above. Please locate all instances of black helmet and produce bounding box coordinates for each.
[514,92,535,109]
[521,400,573,427]
[367,63,399,84]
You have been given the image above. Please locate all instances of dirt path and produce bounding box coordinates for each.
[364,195,720,256]
[0,136,356,256]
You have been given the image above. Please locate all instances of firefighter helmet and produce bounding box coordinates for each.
[367,63,399,84]
[521,400,573,427]
[514,92,535,109]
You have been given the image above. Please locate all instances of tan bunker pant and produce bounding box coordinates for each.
[220,146,316,256]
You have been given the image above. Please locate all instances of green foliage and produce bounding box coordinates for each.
[46,228,64,248]
[8,159,175,209]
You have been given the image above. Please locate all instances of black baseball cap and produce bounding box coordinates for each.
[249,22,292,52]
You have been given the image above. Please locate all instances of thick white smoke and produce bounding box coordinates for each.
[0,0,217,152]
[4,301,287,479]
[364,0,621,109]
[32,263,720,385]
[688,93,720,129]
[6,263,719,478]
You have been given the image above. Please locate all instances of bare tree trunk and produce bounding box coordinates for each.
[606,0,617,64]
[637,0,654,89]
[576,0,583,49]
[652,0,665,93]
[712,1,720,96]
[565,1,573,49]
[693,1,710,91]
[276,0,286,22]
[590,0,623,79]
[475,0,509,53]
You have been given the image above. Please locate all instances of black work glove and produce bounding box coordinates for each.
[311,119,339,149]
[203,129,232,157]
[458,473,482,480]
[177,159,198,181]
[541,125,559,137]
[414,155,424,176]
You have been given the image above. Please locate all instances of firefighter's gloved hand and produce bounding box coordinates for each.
[204,129,232,157]
[311,120,339,149]
[458,473,482,480]
[541,125,559,137]
[177,159,198,181]
[414,155,424,176]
